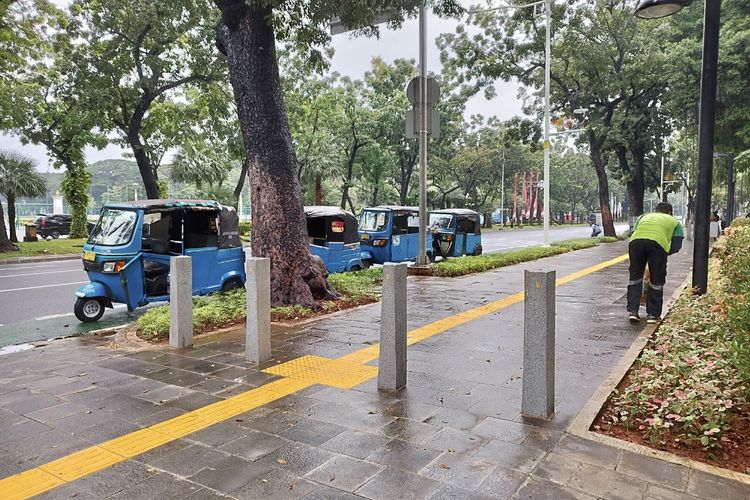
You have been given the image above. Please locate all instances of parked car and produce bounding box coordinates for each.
[35,214,71,239]
[34,214,95,239]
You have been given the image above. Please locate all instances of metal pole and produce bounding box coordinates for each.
[660,154,665,202]
[417,2,429,265]
[692,0,722,296]
[501,150,505,225]
[727,155,735,224]
[542,0,551,246]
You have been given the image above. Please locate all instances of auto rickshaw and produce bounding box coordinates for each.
[74,200,246,322]
[358,205,433,265]
[429,208,483,258]
[305,206,365,273]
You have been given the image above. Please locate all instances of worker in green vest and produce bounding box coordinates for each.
[627,202,685,324]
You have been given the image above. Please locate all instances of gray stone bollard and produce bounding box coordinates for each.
[169,256,193,349]
[246,257,271,363]
[378,262,408,392]
[522,270,556,419]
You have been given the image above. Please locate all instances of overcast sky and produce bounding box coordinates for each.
[1,5,525,172]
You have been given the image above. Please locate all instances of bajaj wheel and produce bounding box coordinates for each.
[473,244,483,256]
[221,278,244,292]
[74,297,104,323]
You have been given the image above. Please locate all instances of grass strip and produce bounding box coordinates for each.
[0,238,86,259]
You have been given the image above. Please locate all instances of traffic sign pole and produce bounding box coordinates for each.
[416,2,429,266]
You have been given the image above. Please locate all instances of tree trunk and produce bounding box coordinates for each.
[216,2,336,307]
[618,145,645,217]
[590,137,616,237]
[370,183,379,207]
[234,156,250,202]
[7,194,17,243]
[0,199,17,252]
[314,174,323,205]
[129,133,160,199]
[341,145,358,210]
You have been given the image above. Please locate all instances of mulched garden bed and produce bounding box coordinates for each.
[593,224,750,475]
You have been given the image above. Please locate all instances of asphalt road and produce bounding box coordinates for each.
[0,224,628,347]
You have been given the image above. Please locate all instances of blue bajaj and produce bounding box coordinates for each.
[305,206,365,273]
[358,206,433,265]
[75,200,246,323]
[429,209,483,258]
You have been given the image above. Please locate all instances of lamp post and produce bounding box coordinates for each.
[635,0,721,295]
[470,0,551,244]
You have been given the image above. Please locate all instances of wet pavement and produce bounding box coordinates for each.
[1,241,749,499]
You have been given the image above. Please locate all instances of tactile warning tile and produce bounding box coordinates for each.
[39,446,121,482]
[262,355,378,389]
[0,468,64,500]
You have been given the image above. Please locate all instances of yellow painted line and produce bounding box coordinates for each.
[0,252,628,499]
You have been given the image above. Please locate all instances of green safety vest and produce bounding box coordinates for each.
[631,213,684,253]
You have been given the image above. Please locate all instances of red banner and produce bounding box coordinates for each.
[512,173,518,221]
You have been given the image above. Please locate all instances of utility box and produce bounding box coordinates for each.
[23,224,38,242]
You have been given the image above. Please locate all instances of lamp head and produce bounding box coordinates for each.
[634,0,690,19]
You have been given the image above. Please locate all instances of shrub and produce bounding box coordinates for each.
[239,221,252,236]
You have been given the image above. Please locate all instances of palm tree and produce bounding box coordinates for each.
[0,150,47,248]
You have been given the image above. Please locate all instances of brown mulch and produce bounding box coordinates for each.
[593,403,750,474]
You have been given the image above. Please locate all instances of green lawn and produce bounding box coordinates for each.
[0,238,86,259]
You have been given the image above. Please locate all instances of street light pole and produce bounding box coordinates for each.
[500,150,506,226]
[542,0,551,245]
[692,0,722,295]
[416,1,429,265]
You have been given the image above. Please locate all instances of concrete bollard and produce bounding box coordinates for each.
[521,270,556,419]
[378,262,408,392]
[246,257,271,363]
[169,256,193,349]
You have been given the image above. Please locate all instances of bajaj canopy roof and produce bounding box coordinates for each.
[304,206,359,244]
[103,199,219,210]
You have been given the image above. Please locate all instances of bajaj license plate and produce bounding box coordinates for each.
[361,234,370,240]
[83,251,96,261]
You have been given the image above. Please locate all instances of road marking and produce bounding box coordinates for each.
[0,262,80,271]
[0,253,629,499]
[34,305,127,321]
[0,269,83,279]
[0,282,88,294]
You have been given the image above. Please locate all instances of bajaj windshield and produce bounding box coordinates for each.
[88,209,137,246]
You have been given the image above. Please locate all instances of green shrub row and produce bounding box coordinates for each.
[431,236,617,277]
[721,221,750,382]
[136,268,383,341]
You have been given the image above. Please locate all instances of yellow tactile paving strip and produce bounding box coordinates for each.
[0,253,628,499]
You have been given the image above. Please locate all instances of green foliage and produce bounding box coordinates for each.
[431,237,614,277]
[0,150,47,243]
[238,222,252,236]
[61,165,91,238]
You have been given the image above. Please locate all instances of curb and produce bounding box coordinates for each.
[0,254,80,265]
[566,265,750,486]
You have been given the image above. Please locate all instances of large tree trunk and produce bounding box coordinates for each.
[617,145,645,217]
[216,2,336,307]
[590,136,616,237]
[0,199,17,252]
[7,194,17,243]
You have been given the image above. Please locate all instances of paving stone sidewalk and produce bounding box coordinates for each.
[2,241,749,499]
